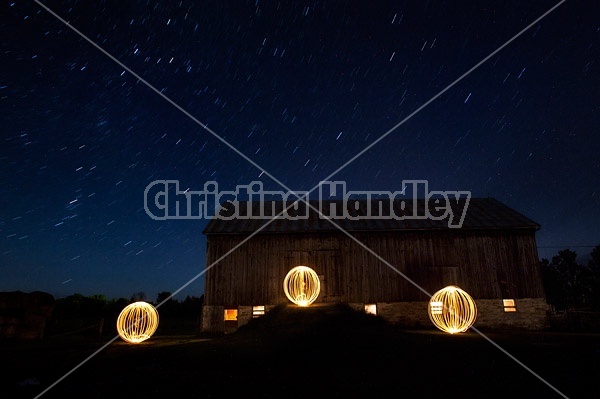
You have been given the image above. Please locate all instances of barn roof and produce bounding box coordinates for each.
[202,197,540,235]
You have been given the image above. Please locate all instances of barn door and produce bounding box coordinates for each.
[282,250,340,304]
[426,266,459,294]
[313,250,340,303]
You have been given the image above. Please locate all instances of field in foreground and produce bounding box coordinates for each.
[3,303,599,399]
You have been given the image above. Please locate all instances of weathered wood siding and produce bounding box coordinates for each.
[203,229,545,306]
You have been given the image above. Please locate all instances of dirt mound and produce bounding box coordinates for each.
[221,302,398,352]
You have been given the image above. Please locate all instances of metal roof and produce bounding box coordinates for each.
[202,197,540,235]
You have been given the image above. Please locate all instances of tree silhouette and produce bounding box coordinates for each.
[586,245,600,309]
[540,245,600,311]
[156,291,174,305]
[130,291,146,302]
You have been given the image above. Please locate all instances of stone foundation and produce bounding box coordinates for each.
[201,305,224,334]
[473,298,551,330]
[201,304,279,333]
[201,298,551,333]
[374,297,550,330]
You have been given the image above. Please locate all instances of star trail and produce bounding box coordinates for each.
[1,0,598,301]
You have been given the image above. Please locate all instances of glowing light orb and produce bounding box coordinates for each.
[283,266,321,306]
[428,285,477,334]
[116,301,159,343]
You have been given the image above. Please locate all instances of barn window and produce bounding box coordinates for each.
[503,299,517,312]
[224,309,238,321]
[364,304,377,315]
[430,301,443,315]
[252,305,265,318]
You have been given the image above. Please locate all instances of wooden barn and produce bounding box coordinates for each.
[200,197,550,333]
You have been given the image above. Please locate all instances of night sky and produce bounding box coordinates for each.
[2,1,599,302]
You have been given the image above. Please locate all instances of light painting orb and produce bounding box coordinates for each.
[283,265,321,307]
[116,301,159,343]
[428,285,477,334]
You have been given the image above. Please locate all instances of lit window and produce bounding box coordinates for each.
[364,304,377,315]
[503,299,516,312]
[252,305,265,318]
[430,301,443,315]
[224,309,238,321]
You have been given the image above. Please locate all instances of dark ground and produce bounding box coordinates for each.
[3,303,599,399]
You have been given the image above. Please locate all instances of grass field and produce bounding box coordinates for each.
[3,303,599,399]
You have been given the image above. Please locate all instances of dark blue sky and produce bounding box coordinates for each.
[1,0,599,301]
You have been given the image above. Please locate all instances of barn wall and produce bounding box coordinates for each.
[203,229,545,307]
